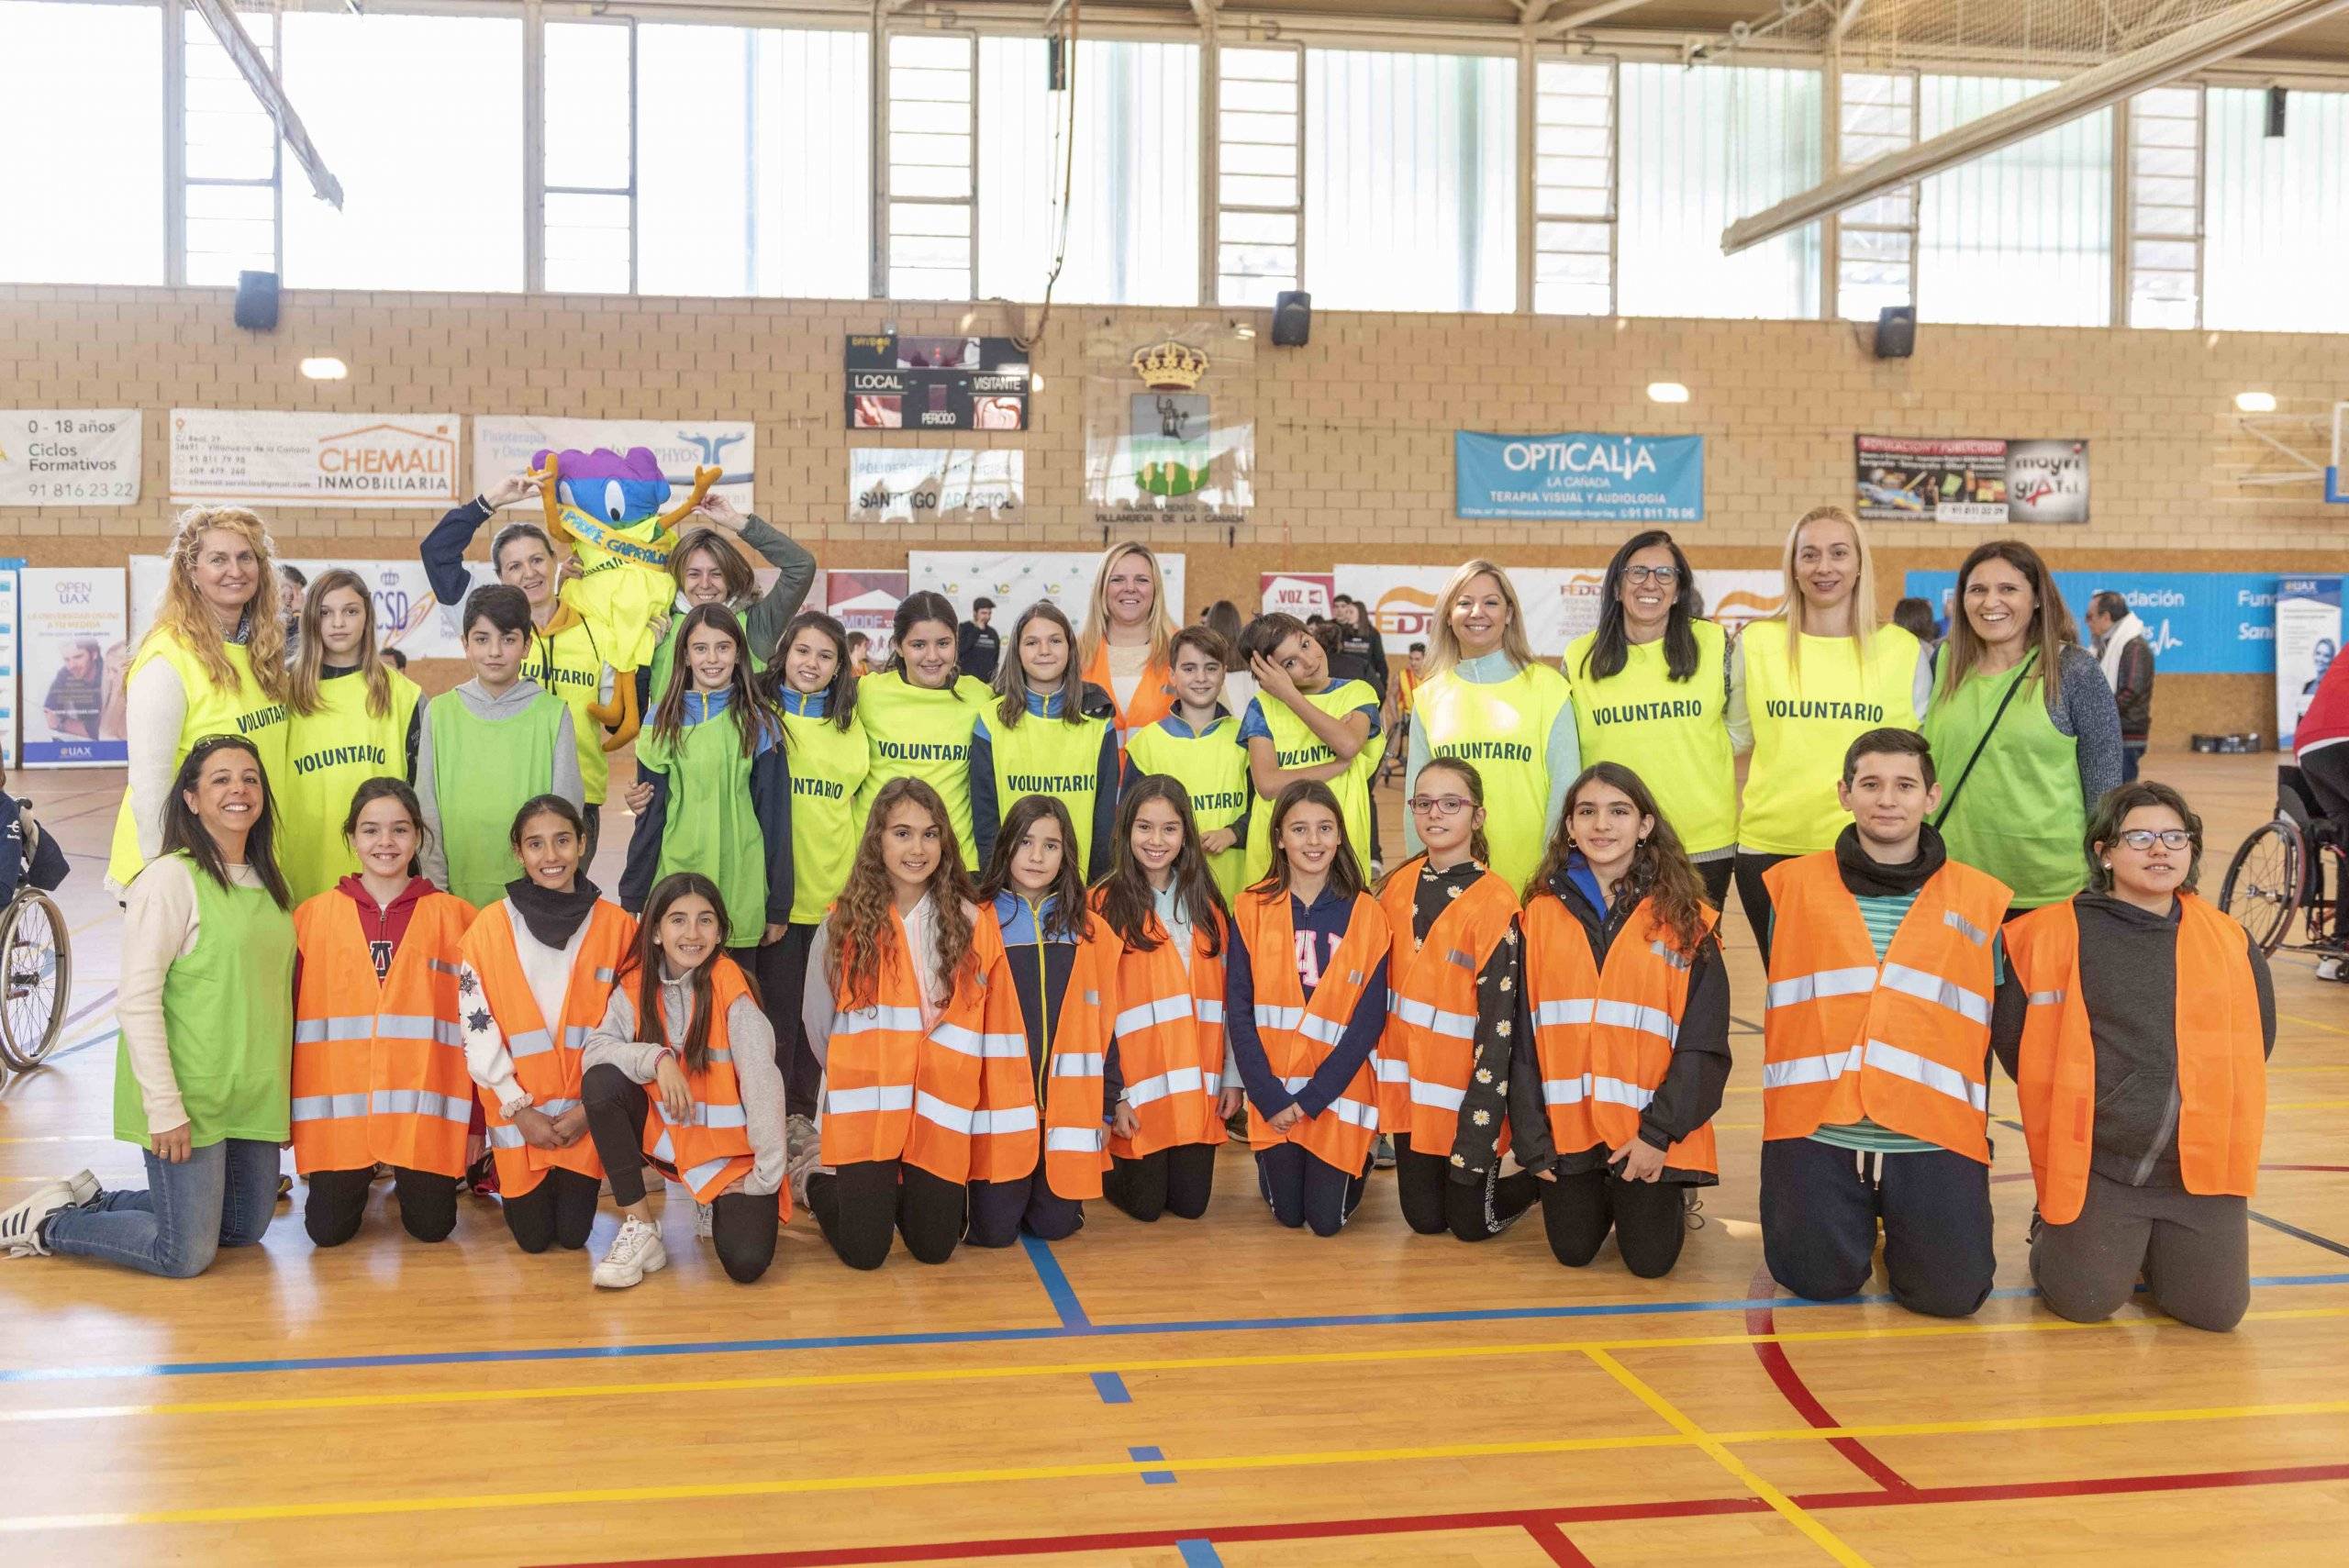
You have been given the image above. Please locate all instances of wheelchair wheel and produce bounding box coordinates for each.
[2219,819,2300,956]
[0,890,71,1072]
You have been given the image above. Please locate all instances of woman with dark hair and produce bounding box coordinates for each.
[1563,531,1736,905]
[1514,762,1730,1278]
[634,493,818,707]
[856,591,993,869]
[968,601,1119,875]
[5,737,296,1274]
[1996,782,2273,1332]
[1922,539,2123,915]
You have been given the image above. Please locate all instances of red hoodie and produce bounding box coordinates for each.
[292,874,441,996]
[2298,653,2349,755]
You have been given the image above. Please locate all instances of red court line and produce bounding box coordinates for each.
[1742,1261,1915,1494]
[1522,1520,1598,1566]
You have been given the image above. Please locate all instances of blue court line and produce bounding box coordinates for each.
[1091,1372,1132,1404]
[1129,1444,1176,1485]
[5,1270,2343,1386]
[1176,1540,1224,1568]
[1019,1233,1092,1328]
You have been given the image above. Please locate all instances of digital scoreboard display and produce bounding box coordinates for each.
[845,334,1031,431]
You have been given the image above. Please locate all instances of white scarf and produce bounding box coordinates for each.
[2097,612,2146,692]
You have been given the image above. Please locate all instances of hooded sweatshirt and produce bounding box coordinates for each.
[415,677,584,894]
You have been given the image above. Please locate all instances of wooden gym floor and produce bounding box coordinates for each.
[2,752,2345,1567]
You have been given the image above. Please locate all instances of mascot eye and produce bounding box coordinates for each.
[602,479,627,521]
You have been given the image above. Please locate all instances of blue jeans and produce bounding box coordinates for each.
[44,1137,279,1278]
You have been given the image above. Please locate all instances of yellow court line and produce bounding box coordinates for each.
[2281,1011,2349,1039]
[8,1394,2349,1533]
[6,1306,2344,1425]
[1585,1346,1874,1567]
[2267,1099,2349,1111]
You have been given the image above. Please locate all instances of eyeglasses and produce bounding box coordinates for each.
[1408,795,1475,817]
[1622,565,1680,586]
[2116,829,2193,851]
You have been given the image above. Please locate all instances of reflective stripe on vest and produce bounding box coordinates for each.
[1375,859,1520,1158]
[1235,885,1389,1175]
[1080,890,1230,1162]
[1038,917,1119,1199]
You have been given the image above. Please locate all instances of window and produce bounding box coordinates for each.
[280,11,525,291]
[2204,86,2348,333]
[0,1,166,284]
[1532,59,1615,317]
[1916,77,2111,328]
[1217,45,1301,306]
[636,24,868,300]
[885,32,976,301]
[1618,62,1821,320]
[1836,72,1917,321]
[1306,49,1516,314]
[183,5,280,286]
[543,20,633,295]
[2126,87,2202,330]
[979,36,1199,306]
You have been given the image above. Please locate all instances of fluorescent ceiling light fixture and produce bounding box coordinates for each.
[2234,390,2277,413]
[1647,382,1689,404]
[300,356,348,380]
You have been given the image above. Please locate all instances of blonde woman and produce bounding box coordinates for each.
[1727,506,1932,961]
[278,570,427,903]
[107,507,292,896]
[1401,559,1577,897]
[1076,541,1179,746]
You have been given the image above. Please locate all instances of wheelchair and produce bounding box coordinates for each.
[2,797,72,1073]
[2217,764,2349,959]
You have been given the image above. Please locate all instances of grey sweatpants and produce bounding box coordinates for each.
[2031,1171,2250,1332]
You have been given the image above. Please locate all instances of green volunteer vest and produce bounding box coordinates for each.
[431,687,568,910]
[278,669,423,904]
[528,619,611,805]
[1413,661,1573,898]
[1738,620,1922,857]
[107,632,290,887]
[1127,715,1252,906]
[780,706,871,924]
[1241,679,1380,885]
[645,609,768,723]
[857,671,990,871]
[113,855,295,1148]
[1564,621,1736,860]
[988,705,1112,873]
[636,699,774,947]
[1923,651,2087,910]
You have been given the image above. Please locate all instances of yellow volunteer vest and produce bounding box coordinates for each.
[989,706,1112,873]
[1241,679,1379,884]
[1412,662,1572,898]
[780,705,871,924]
[857,671,990,871]
[1738,619,1923,856]
[1564,621,1736,858]
[107,632,289,888]
[528,619,610,804]
[279,670,424,904]
[1127,716,1252,906]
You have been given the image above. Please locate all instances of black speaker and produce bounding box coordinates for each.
[1270,290,1311,348]
[2266,84,2288,138]
[1874,304,1916,360]
[234,269,280,331]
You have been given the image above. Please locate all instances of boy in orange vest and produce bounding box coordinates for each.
[1756,728,2009,1318]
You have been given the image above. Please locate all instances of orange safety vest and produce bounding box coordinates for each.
[462,898,634,1196]
[639,954,792,1219]
[818,903,1016,1184]
[1375,858,1521,1159]
[1235,885,1388,1175]
[1083,639,1176,748]
[290,890,478,1178]
[1523,890,1721,1175]
[1036,909,1121,1200]
[2005,893,2265,1224]
[962,909,1047,1186]
[1063,888,1231,1161]
[1759,852,2009,1162]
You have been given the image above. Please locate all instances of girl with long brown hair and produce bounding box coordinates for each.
[634,491,818,709]
[856,592,993,870]
[969,601,1119,877]
[1515,762,1730,1278]
[279,570,426,902]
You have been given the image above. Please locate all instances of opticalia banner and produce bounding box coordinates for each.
[17,567,128,766]
[1260,572,1334,620]
[2276,577,2343,749]
[824,569,909,663]
[171,410,462,507]
[1084,322,1253,530]
[1905,570,2280,675]
[1857,436,2089,524]
[133,556,466,662]
[909,551,1189,630]
[848,447,1022,526]
[1454,432,1704,522]
[0,410,141,506]
[473,417,756,511]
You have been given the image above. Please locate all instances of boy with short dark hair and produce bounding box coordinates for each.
[1237,613,1381,883]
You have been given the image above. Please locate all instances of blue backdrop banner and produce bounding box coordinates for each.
[1904,571,2279,674]
[1455,431,1704,521]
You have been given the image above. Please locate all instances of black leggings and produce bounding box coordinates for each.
[501,1166,601,1253]
[303,1165,459,1248]
[806,1160,966,1270]
[1104,1143,1218,1223]
[1395,1135,1539,1240]
[1733,850,1794,966]
[1698,856,1734,910]
[758,922,824,1120]
[1536,1164,1692,1278]
[965,1162,1084,1248]
[583,1063,779,1284]
[1254,1143,1367,1237]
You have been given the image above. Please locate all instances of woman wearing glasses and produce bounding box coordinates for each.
[1562,532,1738,906]
[1995,783,2274,1332]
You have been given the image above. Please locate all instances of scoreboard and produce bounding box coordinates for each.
[845,334,1031,431]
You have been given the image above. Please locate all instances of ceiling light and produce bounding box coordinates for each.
[2234,390,2277,413]
[300,357,348,381]
[1647,382,1689,404]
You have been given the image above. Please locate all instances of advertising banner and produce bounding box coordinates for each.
[1454,431,1703,522]
[1260,572,1334,620]
[909,551,1189,629]
[0,410,141,506]
[0,565,17,770]
[824,569,909,664]
[473,417,755,512]
[133,556,467,662]
[17,567,128,766]
[1857,436,2089,524]
[171,409,462,506]
[1084,322,1253,530]
[2276,577,2343,749]
[1905,570,2280,675]
[848,448,1023,527]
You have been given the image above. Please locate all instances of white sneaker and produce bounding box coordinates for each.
[61,1169,102,1207]
[695,1200,714,1240]
[591,1214,669,1289]
[0,1176,89,1258]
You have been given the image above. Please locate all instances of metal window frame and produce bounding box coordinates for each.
[1527,50,1619,317]
[1212,37,1304,307]
[878,23,981,303]
[2121,82,2205,330]
[169,0,286,286]
[1832,67,1919,320]
[541,12,640,296]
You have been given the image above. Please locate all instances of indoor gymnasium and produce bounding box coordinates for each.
[2,1,2347,1564]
